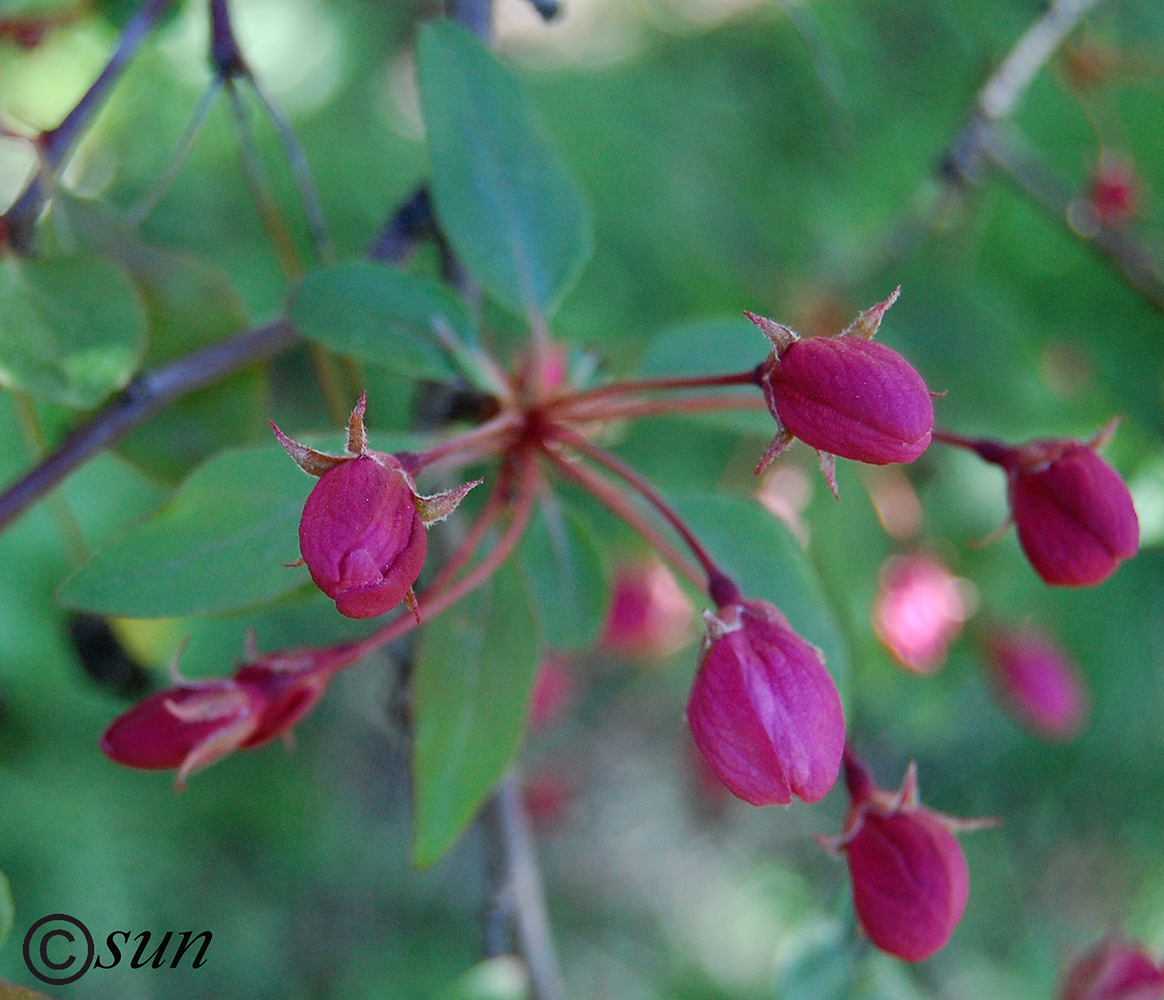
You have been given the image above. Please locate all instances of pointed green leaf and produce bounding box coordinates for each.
[417,20,592,318]
[0,254,147,408]
[669,491,849,694]
[518,502,609,651]
[412,560,539,867]
[57,445,310,617]
[288,261,469,381]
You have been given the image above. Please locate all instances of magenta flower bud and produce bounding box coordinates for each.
[102,642,358,787]
[984,626,1088,740]
[686,599,844,806]
[1062,938,1164,1000]
[1008,439,1139,587]
[821,754,987,962]
[299,454,427,619]
[273,392,479,619]
[747,290,933,493]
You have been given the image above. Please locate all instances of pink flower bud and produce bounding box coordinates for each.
[1008,438,1139,587]
[748,291,932,488]
[299,455,427,619]
[1061,938,1164,1000]
[528,656,574,729]
[686,600,844,806]
[601,559,694,660]
[822,754,985,962]
[273,393,479,619]
[101,642,357,786]
[873,553,972,673]
[985,627,1088,740]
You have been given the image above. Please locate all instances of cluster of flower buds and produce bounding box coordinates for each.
[983,625,1089,740]
[101,639,360,787]
[819,751,988,962]
[1061,937,1164,1000]
[747,289,934,496]
[686,593,844,806]
[956,421,1139,587]
[272,393,479,618]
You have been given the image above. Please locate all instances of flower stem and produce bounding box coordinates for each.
[547,427,732,595]
[931,428,1014,467]
[548,369,759,413]
[555,394,764,424]
[540,444,703,590]
[400,410,522,475]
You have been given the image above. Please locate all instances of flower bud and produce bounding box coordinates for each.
[101,642,358,787]
[273,392,479,619]
[600,559,694,660]
[821,754,985,962]
[686,599,844,806]
[872,553,972,673]
[748,290,933,490]
[984,626,1088,740]
[299,454,428,619]
[1008,437,1138,587]
[1088,157,1140,229]
[1061,937,1164,1000]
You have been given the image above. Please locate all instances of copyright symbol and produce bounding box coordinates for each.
[23,914,94,985]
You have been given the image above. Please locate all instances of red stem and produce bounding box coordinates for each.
[547,370,759,413]
[931,428,1015,468]
[540,444,703,590]
[401,411,522,475]
[547,427,736,601]
[555,394,764,424]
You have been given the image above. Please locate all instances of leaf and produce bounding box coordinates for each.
[517,501,609,651]
[433,957,529,1000]
[639,316,770,435]
[288,262,468,381]
[0,254,147,408]
[57,194,263,481]
[412,560,539,867]
[669,491,849,693]
[57,445,311,617]
[417,21,592,318]
[0,868,12,950]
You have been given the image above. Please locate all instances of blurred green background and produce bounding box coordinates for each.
[2,0,1164,996]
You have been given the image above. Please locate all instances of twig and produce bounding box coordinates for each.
[479,771,566,1000]
[4,0,179,251]
[0,319,297,533]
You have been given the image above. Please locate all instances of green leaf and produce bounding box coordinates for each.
[518,501,609,651]
[669,491,849,693]
[0,254,147,408]
[58,445,311,617]
[417,21,592,318]
[57,194,263,481]
[412,560,539,867]
[288,261,468,381]
[0,868,12,950]
[433,957,529,1000]
[639,316,770,435]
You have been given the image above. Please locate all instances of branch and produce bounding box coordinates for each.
[479,771,565,1000]
[4,0,179,251]
[0,319,296,533]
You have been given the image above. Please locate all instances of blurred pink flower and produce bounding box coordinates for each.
[985,626,1089,740]
[873,552,972,673]
[528,656,574,729]
[601,560,694,660]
